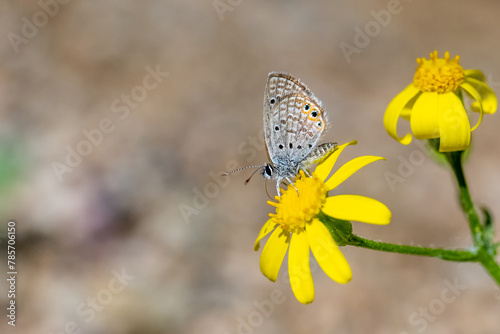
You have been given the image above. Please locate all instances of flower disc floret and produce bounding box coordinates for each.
[413,51,465,93]
[268,171,327,234]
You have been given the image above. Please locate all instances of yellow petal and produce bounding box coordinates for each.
[464,69,486,82]
[315,140,357,181]
[437,93,470,152]
[322,195,391,225]
[463,77,497,115]
[325,156,385,191]
[307,219,352,284]
[260,227,289,282]
[459,81,483,131]
[288,231,314,304]
[410,92,440,139]
[400,93,419,121]
[383,84,420,145]
[254,218,277,251]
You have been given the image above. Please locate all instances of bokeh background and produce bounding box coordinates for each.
[1,0,500,333]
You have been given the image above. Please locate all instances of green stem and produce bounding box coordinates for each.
[477,251,500,285]
[445,150,483,246]
[321,214,480,263]
[348,234,478,262]
[443,149,500,286]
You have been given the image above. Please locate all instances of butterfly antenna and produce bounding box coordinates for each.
[244,167,263,185]
[221,165,264,177]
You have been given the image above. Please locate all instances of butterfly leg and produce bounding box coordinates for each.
[301,168,312,178]
[276,179,283,197]
[275,178,299,196]
[286,177,299,195]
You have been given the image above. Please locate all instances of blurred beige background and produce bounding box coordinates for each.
[1,0,500,333]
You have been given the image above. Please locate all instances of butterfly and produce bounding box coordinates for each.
[224,72,337,195]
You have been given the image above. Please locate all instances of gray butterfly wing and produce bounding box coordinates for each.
[264,72,323,108]
[263,72,327,167]
[265,93,327,169]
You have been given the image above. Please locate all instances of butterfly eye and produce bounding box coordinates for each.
[304,104,310,111]
[316,121,323,128]
[264,165,273,177]
[274,126,279,131]
[269,98,276,105]
[311,110,318,118]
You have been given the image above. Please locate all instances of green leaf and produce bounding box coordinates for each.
[480,206,493,228]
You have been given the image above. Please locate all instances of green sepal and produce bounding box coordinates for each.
[426,138,471,166]
[317,211,352,247]
[425,138,449,166]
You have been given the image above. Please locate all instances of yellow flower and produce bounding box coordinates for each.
[254,141,391,304]
[384,51,497,152]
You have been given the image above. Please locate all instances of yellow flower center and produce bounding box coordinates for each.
[413,51,465,93]
[268,171,328,234]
